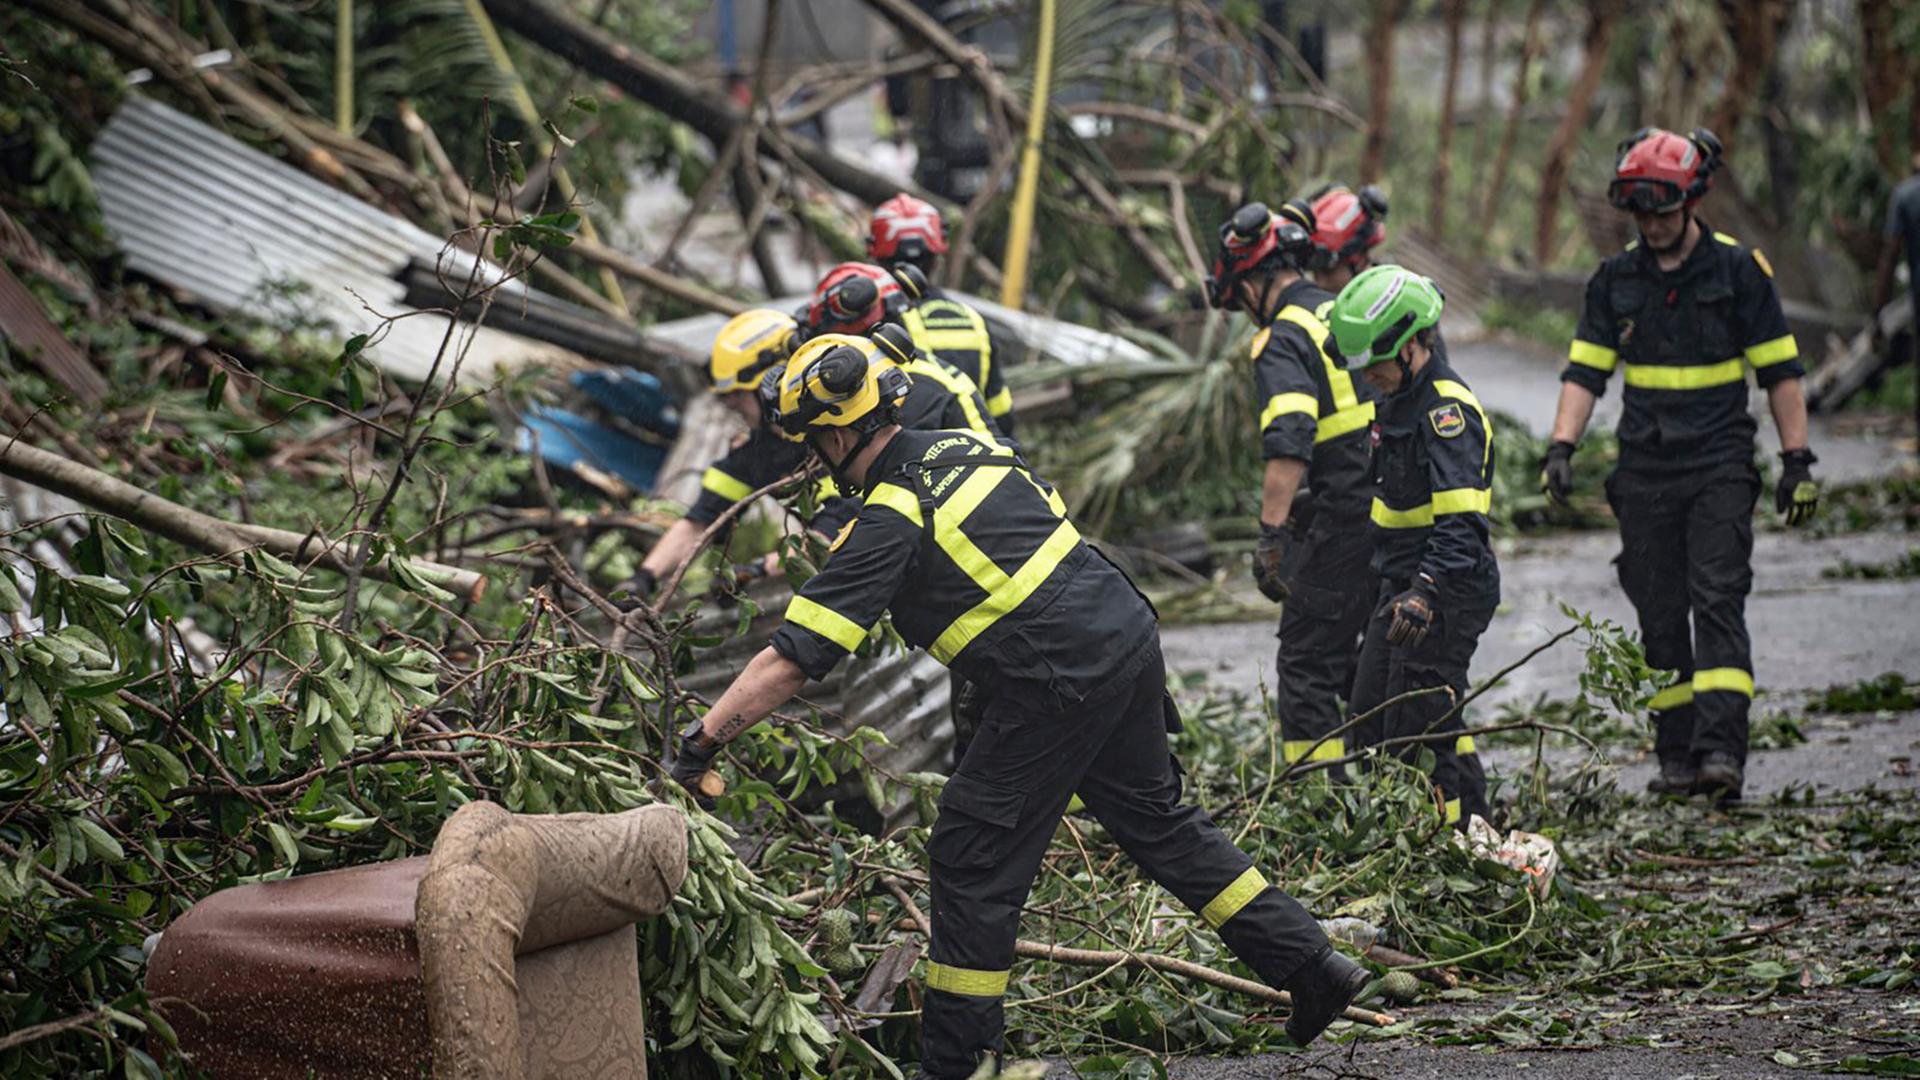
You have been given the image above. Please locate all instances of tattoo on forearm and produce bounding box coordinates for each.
[712,712,756,744]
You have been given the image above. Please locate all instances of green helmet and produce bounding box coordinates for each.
[1328,264,1444,371]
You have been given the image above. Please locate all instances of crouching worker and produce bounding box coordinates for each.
[669,336,1368,1077]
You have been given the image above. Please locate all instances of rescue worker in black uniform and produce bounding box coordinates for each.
[1542,128,1818,801]
[868,193,1016,433]
[669,335,1369,1079]
[1329,265,1497,828]
[1206,200,1378,770]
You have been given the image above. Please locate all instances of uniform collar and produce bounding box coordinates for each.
[1271,276,1323,316]
[862,428,917,496]
[1631,216,1720,278]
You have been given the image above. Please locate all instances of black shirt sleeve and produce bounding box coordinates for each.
[1419,392,1496,587]
[1563,261,1621,397]
[768,499,919,680]
[1252,321,1322,462]
[1732,247,1803,389]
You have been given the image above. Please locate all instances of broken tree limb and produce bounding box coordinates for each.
[0,438,487,602]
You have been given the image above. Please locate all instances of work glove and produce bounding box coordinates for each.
[668,718,721,811]
[1252,523,1294,603]
[1775,448,1819,527]
[613,568,658,611]
[1386,573,1439,648]
[1539,440,1576,506]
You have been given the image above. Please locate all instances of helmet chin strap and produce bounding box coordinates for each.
[814,428,880,488]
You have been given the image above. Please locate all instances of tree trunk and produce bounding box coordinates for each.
[1708,0,1791,142]
[1358,0,1406,184]
[1429,0,1469,239]
[1534,0,1621,265]
[1857,0,1915,174]
[1477,0,1546,250]
[1470,0,1501,189]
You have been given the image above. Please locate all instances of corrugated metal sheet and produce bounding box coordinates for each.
[91,96,588,383]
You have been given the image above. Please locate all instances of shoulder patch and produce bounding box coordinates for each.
[1751,248,1774,278]
[1429,402,1466,439]
[1249,327,1272,359]
[828,518,857,553]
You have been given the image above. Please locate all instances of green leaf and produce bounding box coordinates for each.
[204,369,228,411]
[266,822,300,867]
[74,817,124,863]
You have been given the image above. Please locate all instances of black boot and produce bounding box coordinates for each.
[1694,752,1744,802]
[1283,946,1369,1046]
[1646,757,1697,797]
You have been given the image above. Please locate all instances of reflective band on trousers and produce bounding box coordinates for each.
[1443,798,1462,824]
[701,466,753,502]
[1693,667,1754,697]
[1649,682,1694,711]
[1623,359,1746,390]
[925,962,1009,997]
[1200,866,1269,928]
[1456,736,1477,755]
[1282,738,1344,764]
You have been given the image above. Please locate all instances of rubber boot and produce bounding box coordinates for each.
[1694,751,1744,803]
[1283,946,1370,1046]
[1646,757,1697,797]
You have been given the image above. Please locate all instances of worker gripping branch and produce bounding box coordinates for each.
[669,338,1369,1078]
[1543,127,1816,802]
[1306,183,1390,294]
[869,193,1017,433]
[1207,199,1379,772]
[1331,266,1497,829]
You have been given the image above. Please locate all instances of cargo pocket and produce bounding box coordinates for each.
[928,774,1028,870]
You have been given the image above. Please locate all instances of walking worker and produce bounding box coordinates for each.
[1306,183,1390,294]
[867,193,1016,432]
[1206,199,1378,769]
[1542,127,1817,801]
[1330,266,1496,828]
[670,336,1370,1078]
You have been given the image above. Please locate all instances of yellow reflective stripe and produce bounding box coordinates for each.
[1649,683,1694,711]
[1315,401,1375,443]
[1248,327,1272,358]
[1432,379,1492,470]
[1432,487,1492,516]
[929,520,1079,663]
[1276,304,1363,413]
[814,475,840,499]
[907,360,995,439]
[1568,339,1619,372]
[866,482,924,526]
[784,596,867,651]
[1693,667,1754,698]
[1443,798,1462,824]
[1745,334,1798,368]
[1713,231,1740,246]
[1260,392,1320,432]
[1371,498,1433,529]
[917,329,990,351]
[925,962,1009,997]
[1199,866,1269,928]
[1282,738,1345,763]
[1455,736,1477,755]
[985,386,1014,417]
[701,467,753,503]
[1623,359,1746,390]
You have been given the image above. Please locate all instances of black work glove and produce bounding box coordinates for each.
[668,718,720,810]
[1252,523,1294,603]
[1776,448,1819,527]
[1386,573,1439,648]
[1540,440,1576,506]
[614,568,658,611]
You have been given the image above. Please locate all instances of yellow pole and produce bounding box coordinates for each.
[999,0,1056,311]
[335,0,353,134]
[462,0,631,316]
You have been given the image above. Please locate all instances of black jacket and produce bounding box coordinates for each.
[1250,278,1378,523]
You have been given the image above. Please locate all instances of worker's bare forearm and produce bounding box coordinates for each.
[1260,457,1308,528]
[699,647,808,746]
[641,517,705,577]
[1549,382,1599,446]
[1766,377,1810,453]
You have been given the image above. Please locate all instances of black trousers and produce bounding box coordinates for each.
[919,641,1329,1078]
[1349,581,1494,826]
[1273,523,1377,766]
[1607,465,1759,765]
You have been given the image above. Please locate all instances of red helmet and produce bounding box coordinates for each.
[1609,127,1723,213]
[1205,199,1316,311]
[1308,184,1388,272]
[867,193,948,264]
[806,262,913,336]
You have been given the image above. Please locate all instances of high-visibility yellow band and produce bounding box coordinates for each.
[1444,798,1462,824]
[905,360,996,440]
[1371,498,1434,529]
[1432,379,1493,469]
[1200,866,1268,928]
[1713,231,1741,246]
[1315,401,1375,443]
[784,596,867,651]
[1568,339,1619,372]
[1623,359,1746,390]
[925,962,1009,997]
[930,519,1080,663]
[1744,334,1798,368]
[1649,683,1694,711]
[1432,487,1493,516]
[701,467,753,503]
[1276,304,1366,415]
[916,330,991,351]
[985,387,1014,417]
[866,482,924,526]
[1692,667,1754,697]
[1455,736,1477,755]
[1260,392,1320,431]
[1249,327,1272,358]
[1282,738,1345,763]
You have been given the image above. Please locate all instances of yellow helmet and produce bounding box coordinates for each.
[708,308,797,394]
[770,334,912,442]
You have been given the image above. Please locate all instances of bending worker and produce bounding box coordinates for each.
[868,193,1016,432]
[671,337,1369,1078]
[1331,266,1497,828]
[1207,200,1377,770]
[1542,128,1817,801]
